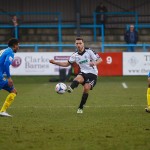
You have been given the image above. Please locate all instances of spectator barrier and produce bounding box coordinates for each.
[0,12,104,52]
[103,43,150,52]
[0,43,150,52]
[10,52,150,76]
[1,11,150,52]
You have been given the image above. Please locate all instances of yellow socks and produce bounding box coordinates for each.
[147,88,150,108]
[0,93,16,112]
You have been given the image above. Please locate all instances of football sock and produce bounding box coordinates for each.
[79,93,89,109]
[147,88,150,107]
[0,93,16,112]
[70,80,79,89]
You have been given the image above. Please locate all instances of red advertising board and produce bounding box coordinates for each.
[97,52,123,76]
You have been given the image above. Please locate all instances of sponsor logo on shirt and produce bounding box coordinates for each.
[79,59,88,64]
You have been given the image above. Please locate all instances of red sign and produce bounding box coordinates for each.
[97,52,123,76]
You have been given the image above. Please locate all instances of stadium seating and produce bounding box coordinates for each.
[0,0,150,52]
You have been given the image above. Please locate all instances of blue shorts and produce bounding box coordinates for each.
[148,72,150,78]
[0,77,14,92]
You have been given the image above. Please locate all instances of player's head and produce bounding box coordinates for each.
[8,38,19,53]
[75,37,85,52]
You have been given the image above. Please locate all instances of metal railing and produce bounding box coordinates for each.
[0,44,75,52]
[0,43,149,52]
[103,43,150,52]
[1,11,148,52]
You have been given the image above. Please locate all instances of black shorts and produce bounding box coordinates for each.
[79,72,97,90]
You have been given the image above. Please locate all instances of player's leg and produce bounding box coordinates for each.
[0,89,17,114]
[77,73,97,114]
[0,79,17,117]
[145,74,150,112]
[77,84,90,114]
[67,73,84,93]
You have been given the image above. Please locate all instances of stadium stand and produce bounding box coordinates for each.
[0,0,150,52]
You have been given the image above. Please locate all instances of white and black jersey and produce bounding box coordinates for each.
[68,48,100,76]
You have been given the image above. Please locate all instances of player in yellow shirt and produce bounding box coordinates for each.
[145,72,150,112]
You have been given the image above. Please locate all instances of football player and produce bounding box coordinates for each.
[49,37,102,113]
[0,38,19,117]
[145,72,150,112]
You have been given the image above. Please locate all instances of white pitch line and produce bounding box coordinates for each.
[10,104,145,109]
[122,82,128,88]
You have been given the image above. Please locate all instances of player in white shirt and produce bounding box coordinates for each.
[49,37,102,113]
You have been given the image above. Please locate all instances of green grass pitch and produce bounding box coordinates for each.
[0,76,150,150]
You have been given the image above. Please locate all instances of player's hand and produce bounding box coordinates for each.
[49,59,55,64]
[89,61,96,67]
[8,78,13,87]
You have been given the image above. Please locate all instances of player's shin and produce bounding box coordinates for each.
[147,88,150,107]
[0,93,16,112]
[70,80,79,89]
[79,93,89,109]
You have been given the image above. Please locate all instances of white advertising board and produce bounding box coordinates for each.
[123,52,150,75]
[10,52,72,75]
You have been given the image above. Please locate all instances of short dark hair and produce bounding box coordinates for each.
[8,38,19,47]
[75,37,84,42]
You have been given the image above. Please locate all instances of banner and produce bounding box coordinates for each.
[11,52,150,76]
[10,52,72,75]
[98,52,123,76]
[123,52,150,75]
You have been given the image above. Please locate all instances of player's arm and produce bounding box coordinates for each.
[4,55,14,87]
[95,57,103,65]
[90,57,102,66]
[4,55,13,78]
[4,60,13,85]
[49,59,70,67]
[89,50,103,66]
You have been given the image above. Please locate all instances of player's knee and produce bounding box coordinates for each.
[84,84,91,92]
[75,75,84,83]
[11,89,17,95]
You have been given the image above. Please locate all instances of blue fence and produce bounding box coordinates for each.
[0,12,105,52]
[0,44,75,52]
[103,23,150,52]
[18,24,104,52]
[1,11,150,52]
[103,43,150,52]
[0,43,149,52]
[0,12,62,49]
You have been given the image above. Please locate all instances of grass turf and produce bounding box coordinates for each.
[0,76,150,150]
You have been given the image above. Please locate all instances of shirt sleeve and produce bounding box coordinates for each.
[68,53,76,64]
[89,49,100,61]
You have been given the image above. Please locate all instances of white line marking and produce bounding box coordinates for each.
[10,104,145,109]
[122,82,128,88]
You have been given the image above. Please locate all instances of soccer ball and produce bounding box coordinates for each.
[55,83,67,94]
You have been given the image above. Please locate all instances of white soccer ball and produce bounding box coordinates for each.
[55,83,67,94]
